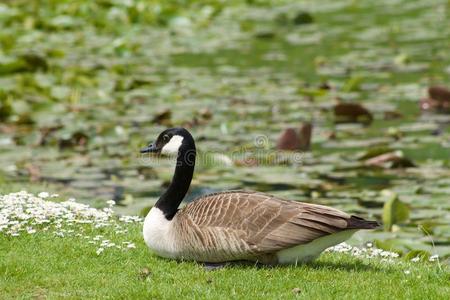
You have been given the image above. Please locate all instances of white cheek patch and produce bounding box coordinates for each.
[161,135,184,155]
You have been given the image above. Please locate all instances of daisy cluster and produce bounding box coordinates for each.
[325,242,400,262]
[0,191,142,255]
[326,242,441,264]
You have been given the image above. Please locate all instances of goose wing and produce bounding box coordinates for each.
[178,190,376,253]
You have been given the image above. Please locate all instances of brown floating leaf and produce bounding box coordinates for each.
[277,128,299,151]
[428,85,450,102]
[152,109,172,125]
[364,151,415,169]
[420,86,450,113]
[276,123,312,151]
[298,123,312,150]
[333,102,373,125]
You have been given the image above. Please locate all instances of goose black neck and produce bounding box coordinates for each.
[155,137,196,220]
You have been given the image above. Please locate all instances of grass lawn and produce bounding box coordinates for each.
[1,190,448,300]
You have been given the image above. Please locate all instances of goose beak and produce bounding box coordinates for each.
[140,143,159,154]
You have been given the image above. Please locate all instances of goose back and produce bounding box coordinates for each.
[168,190,375,263]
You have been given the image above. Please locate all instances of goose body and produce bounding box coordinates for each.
[141,128,378,265]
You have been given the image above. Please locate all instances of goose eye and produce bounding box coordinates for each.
[163,135,170,142]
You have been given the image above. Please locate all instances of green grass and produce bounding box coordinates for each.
[0,183,449,299]
[1,223,448,300]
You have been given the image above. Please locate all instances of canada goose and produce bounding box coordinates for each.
[140,127,379,265]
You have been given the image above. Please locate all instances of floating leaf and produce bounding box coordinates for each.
[185,108,213,127]
[382,190,410,231]
[383,110,403,120]
[342,76,364,92]
[333,102,373,125]
[47,15,81,29]
[297,87,328,97]
[394,53,410,65]
[0,53,47,75]
[152,109,172,126]
[293,11,314,25]
[420,86,450,113]
[254,30,276,39]
[277,128,298,151]
[428,86,450,102]
[357,146,392,161]
[58,131,89,149]
[20,53,48,71]
[0,91,13,121]
[137,166,157,180]
[365,151,415,169]
[276,123,312,151]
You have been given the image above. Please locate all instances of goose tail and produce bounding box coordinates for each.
[347,215,380,229]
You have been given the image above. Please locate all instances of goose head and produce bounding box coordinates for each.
[140,127,194,156]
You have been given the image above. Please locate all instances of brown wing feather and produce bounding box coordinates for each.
[177,190,364,254]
